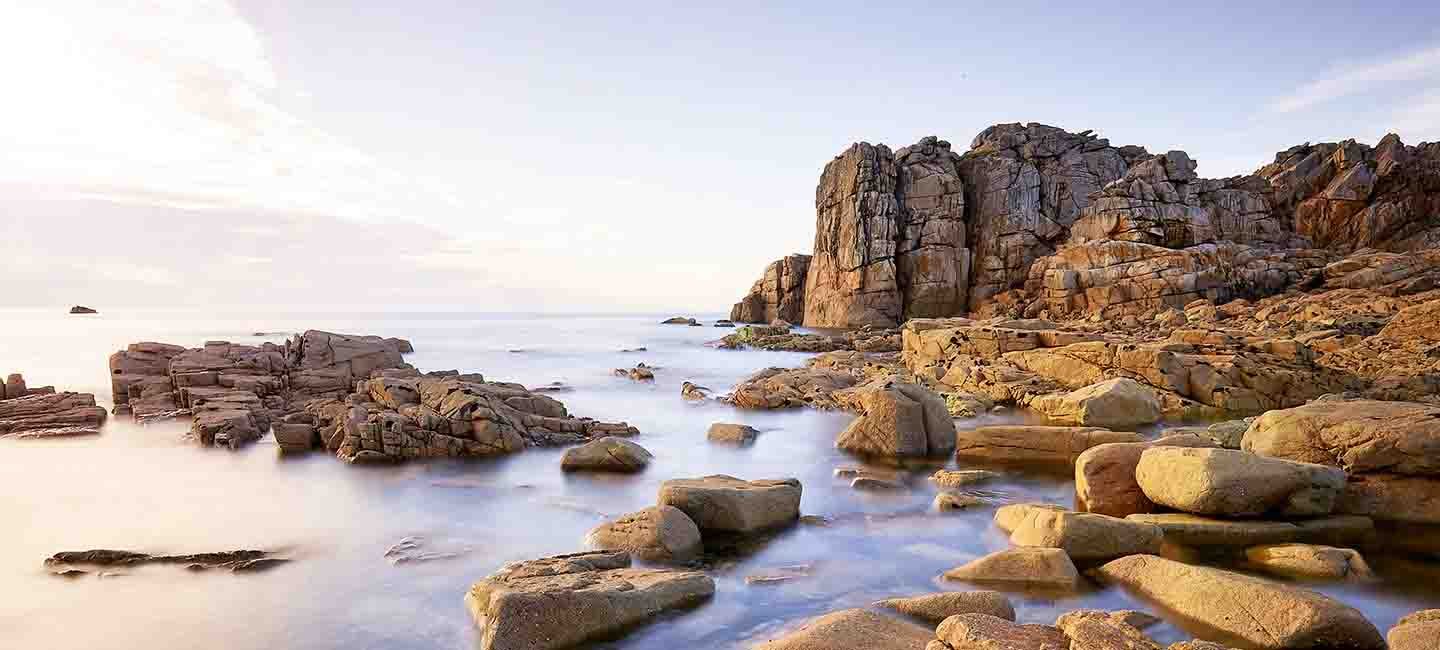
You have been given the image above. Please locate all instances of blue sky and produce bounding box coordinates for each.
[2,1,1439,310]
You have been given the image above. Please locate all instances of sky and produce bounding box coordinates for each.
[1,1,1439,311]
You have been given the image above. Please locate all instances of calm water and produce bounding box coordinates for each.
[1,309,1434,649]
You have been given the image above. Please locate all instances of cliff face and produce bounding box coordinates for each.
[731,123,1440,327]
[729,254,810,324]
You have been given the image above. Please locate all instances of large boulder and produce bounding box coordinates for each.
[1388,610,1440,650]
[874,591,1015,624]
[586,506,702,563]
[1094,555,1385,649]
[935,613,1068,650]
[1075,434,1219,518]
[731,254,811,324]
[993,504,1162,561]
[1031,378,1161,428]
[955,425,1141,467]
[1135,447,1346,517]
[559,437,653,473]
[942,547,1079,590]
[755,608,934,650]
[833,377,956,457]
[463,551,714,650]
[1242,399,1440,476]
[656,475,801,533]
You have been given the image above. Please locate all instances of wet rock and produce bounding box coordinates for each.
[1244,544,1374,581]
[615,364,655,381]
[560,437,653,473]
[586,506,702,563]
[383,536,472,565]
[1075,434,1219,518]
[833,377,956,457]
[875,591,1015,624]
[935,612,1067,650]
[1136,447,1346,517]
[930,469,1001,488]
[1094,554,1385,649]
[851,476,906,491]
[955,425,1142,468]
[463,550,714,650]
[994,504,1163,561]
[45,548,284,573]
[1126,513,1374,547]
[706,422,758,445]
[731,254,811,324]
[680,382,711,401]
[714,320,735,328]
[942,547,1078,590]
[745,564,813,585]
[754,608,934,650]
[1388,610,1440,650]
[657,475,801,533]
[661,316,697,325]
[935,493,985,511]
[1031,378,1161,429]
[727,366,857,410]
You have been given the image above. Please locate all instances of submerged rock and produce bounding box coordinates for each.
[464,550,713,650]
[930,469,1001,489]
[706,422,758,445]
[45,548,286,573]
[68,305,98,314]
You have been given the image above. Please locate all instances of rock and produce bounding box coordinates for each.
[383,536,472,564]
[68,305,98,314]
[272,422,316,452]
[935,613,1068,650]
[1388,610,1440,650]
[993,504,1163,561]
[935,493,986,511]
[1075,434,1219,518]
[875,591,1015,624]
[955,425,1142,468]
[731,254,811,324]
[656,475,801,533]
[1094,555,1385,649]
[1242,399,1440,476]
[0,391,107,438]
[833,377,956,457]
[680,382,711,401]
[45,548,283,572]
[1126,513,1374,547]
[930,469,1002,488]
[943,392,995,417]
[1244,544,1374,581]
[661,316,697,325]
[560,437,653,472]
[1338,472,1440,524]
[714,320,735,328]
[1135,447,1346,517]
[727,366,857,410]
[1031,378,1162,428]
[586,506,702,563]
[463,550,714,650]
[942,547,1079,590]
[616,364,655,381]
[851,476,905,491]
[754,608,934,650]
[4,373,27,399]
[1054,610,1165,650]
[706,422,758,445]
[745,564,813,585]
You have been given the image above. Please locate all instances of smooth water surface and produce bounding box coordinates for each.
[2,309,1435,649]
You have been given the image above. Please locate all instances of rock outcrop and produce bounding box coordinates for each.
[731,254,811,324]
[463,551,714,650]
[832,376,955,457]
[0,383,107,438]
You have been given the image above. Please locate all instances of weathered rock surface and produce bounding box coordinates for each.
[935,612,1068,650]
[833,376,955,457]
[994,504,1163,561]
[955,425,1141,468]
[1075,434,1219,518]
[943,547,1079,590]
[0,390,107,438]
[1244,544,1374,581]
[930,469,1001,488]
[463,551,713,650]
[560,437,652,473]
[706,422,759,445]
[1135,447,1346,517]
[755,608,934,650]
[875,591,1015,624]
[68,305,98,314]
[45,548,287,573]
[1243,399,1440,476]
[731,254,811,324]
[726,366,858,410]
[1388,610,1440,650]
[656,475,801,533]
[1055,610,1165,650]
[1094,555,1385,649]
[1336,472,1440,525]
[1030,377,1161,428]
[586,506,702,563]
[1126,513,1373,547]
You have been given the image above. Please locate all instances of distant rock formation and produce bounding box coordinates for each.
[68,305,97,314]
[732,123,1440,327]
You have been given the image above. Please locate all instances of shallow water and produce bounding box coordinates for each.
[2,309,1436,649]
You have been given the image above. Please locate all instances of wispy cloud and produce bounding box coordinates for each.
[1265,44,1440,114]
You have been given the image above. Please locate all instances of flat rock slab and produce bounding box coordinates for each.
[956,426,1141,468]
[657,475,801,533]
[943,547,1078,591]
[875,590,1015,624]
[754,608,934,650]
[1094,555,1384,649]
[1126,513,1374,547]
[464,550,714,650]
[1244,544,1374,581]
[994,503,1163,561]
[1135,447,1345,518]
[930,469,1002,488]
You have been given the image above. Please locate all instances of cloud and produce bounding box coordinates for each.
[0,1,458,223]
[1388,88,1440,142]
[1265,44,1440,114]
